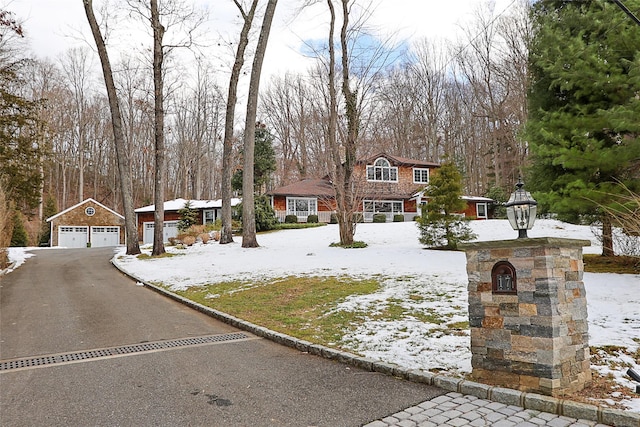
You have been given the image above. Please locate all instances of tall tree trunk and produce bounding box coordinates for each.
[83,0,141,255]
[326,0,356,246]
[602,212,614,257]
[150,0,165,256]
[326,0,343,241]
[241,0,278,248]
[338,0,357,245]
[220,0,259,245]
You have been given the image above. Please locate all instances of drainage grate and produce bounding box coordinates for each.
[0,332,249,372]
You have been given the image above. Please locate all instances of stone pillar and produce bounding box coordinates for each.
[459,237,592,397]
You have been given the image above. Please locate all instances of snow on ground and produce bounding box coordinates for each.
[3,247,35,274]
[6,219,640,411]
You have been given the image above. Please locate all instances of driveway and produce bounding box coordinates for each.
[0,247,444,426]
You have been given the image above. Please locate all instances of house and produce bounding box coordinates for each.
[267,152,493,223]
[135,198,241,244]
[267,152,438,222]
[46,198,125,248]
[460,196,493,220]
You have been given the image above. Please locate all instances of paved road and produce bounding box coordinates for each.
[0,248,444,426]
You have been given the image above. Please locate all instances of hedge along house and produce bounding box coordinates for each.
[46,198,125,248]
[267,153,494,223]
[135,198,241,245]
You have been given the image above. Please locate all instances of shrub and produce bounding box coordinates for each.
[198,233,210,244]
[393,214,404,222]
[182,235,196,246]
[188,225,207,235]
[329,213,338,224]
[307,214,319,223]
[233,195,278,232]
[373,214,387,223]
[285,214,298,224]
[329,240,368,248]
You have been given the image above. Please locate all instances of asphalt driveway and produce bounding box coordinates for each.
[0,247,444,426]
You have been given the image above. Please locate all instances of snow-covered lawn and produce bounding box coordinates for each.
[7,219,640,411]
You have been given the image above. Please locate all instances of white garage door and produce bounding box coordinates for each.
[58,226,88,248]
[143,221,179,245]
[91,226,121,247]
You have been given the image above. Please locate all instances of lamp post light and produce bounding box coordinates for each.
[505,177,538,239]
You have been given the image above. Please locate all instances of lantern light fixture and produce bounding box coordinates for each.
[505,177,538,239]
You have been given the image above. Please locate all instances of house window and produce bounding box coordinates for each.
[363,200,404,215]
[203,210,215,224]
[287,197,317,218]
[413,168,430,184]
[85,207,95,216]
[476,203,488,219]
[366,158,398,182]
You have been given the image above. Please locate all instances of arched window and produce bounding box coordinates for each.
[366,158,398,182]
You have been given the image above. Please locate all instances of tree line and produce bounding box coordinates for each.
[1,0,638,259]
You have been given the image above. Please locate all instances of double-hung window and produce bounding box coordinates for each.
[476,203,488,219]
[203,210,215,224]
[413,168,430,184]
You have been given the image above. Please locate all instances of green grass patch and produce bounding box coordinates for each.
[329,241,368,248]
[447,321,469,330]
[274,223,326,230]
[136,252,178,260]
[174,276,379,345]
[583,254,639,274]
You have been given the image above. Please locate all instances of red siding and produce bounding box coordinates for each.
[136,210,204,242]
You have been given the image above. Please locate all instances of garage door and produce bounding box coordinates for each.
[143,221,179,245]
[91,226,121,247]
[58,226,88,248]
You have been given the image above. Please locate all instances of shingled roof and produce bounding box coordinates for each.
[266,178,335,197]
[357,152,440,168]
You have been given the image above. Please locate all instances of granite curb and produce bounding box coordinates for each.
[111,259,640,427]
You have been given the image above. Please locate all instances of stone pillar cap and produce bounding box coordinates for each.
[458,237,591,251]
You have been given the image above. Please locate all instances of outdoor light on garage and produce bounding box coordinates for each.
[505,177,538,239]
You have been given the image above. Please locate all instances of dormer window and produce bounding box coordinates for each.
[366,158,398,182]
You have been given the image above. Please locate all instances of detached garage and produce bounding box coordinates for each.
[46,198,125,248]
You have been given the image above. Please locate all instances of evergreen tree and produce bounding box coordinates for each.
[0,63,45,212]
[38,196,57,246]
[177,201,199,232]
[418,161,476,250]
[232,123,276,195]
[527,0,640,256]
[232,195,277,232]
[10,210,27,247]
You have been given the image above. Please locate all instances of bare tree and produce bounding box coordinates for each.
[220,0,259,245]
[323,0,393,245]
[241,0,278,248]
[83,0,141,255]
[452,1,530,194]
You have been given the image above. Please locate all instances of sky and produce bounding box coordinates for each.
[6,0,519,81]
[7,218,639,411]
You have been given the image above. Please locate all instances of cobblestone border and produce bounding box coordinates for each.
[112,261,640,427]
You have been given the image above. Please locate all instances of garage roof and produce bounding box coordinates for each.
[46,198,124,222]
[134,198,242,213]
